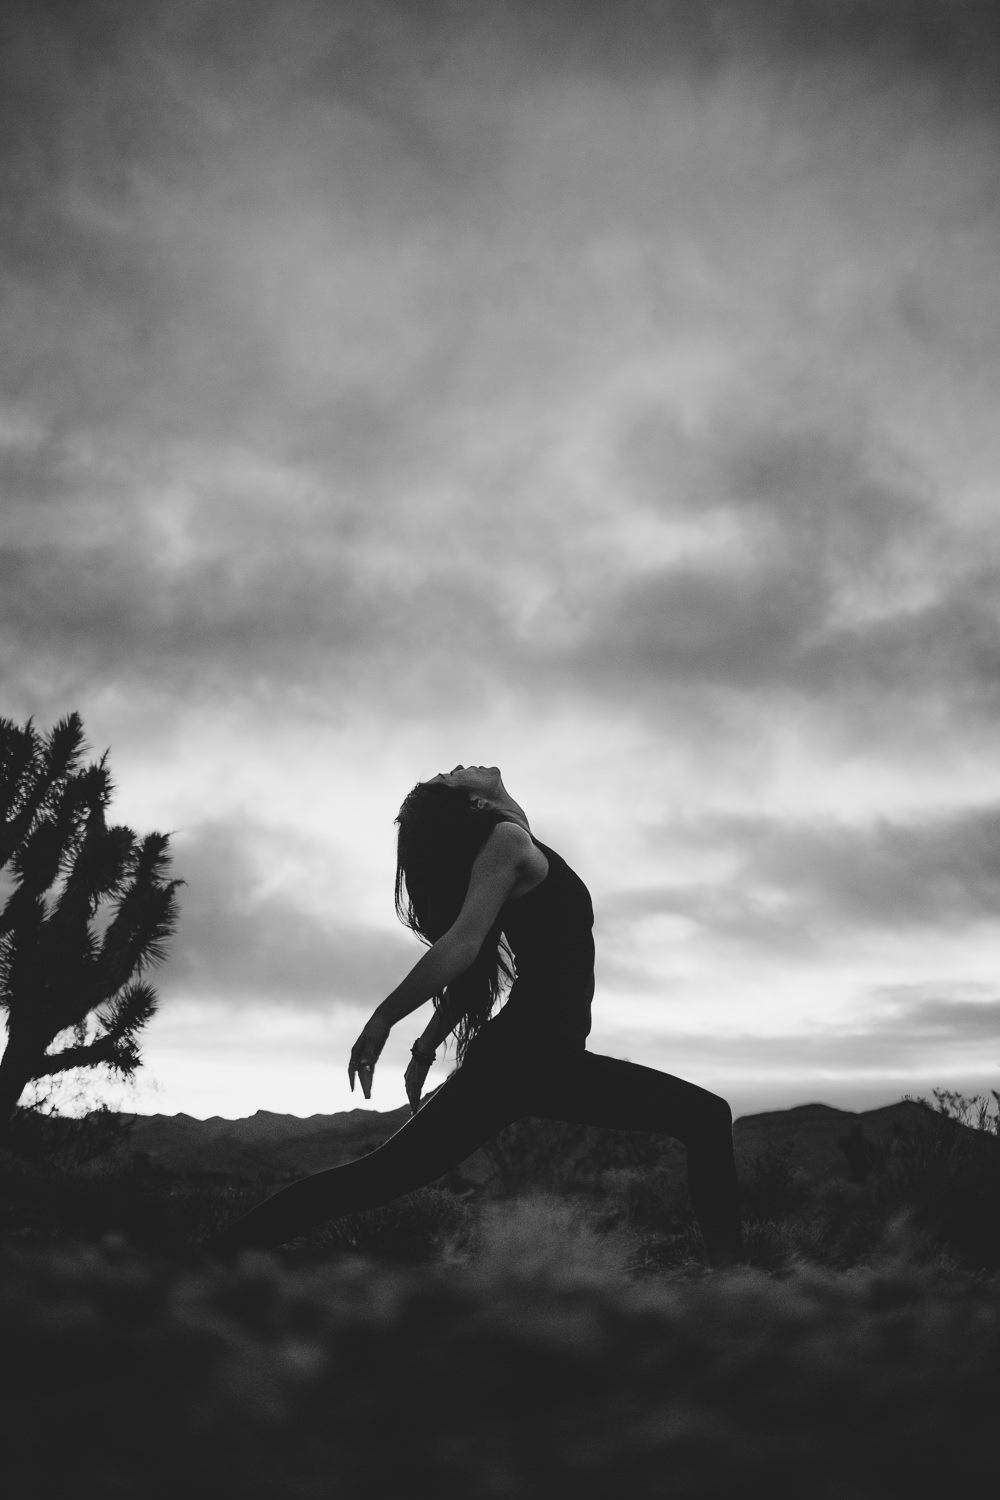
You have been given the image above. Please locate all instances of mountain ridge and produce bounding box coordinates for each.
[113,1097,946,1183]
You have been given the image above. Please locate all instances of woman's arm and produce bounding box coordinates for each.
[349,821,535,1098]
[379,821,535,1025]
[349,937,468,1098]
[415,990,461,1053]
[374,930,480,1029]
[403,990,464,1114]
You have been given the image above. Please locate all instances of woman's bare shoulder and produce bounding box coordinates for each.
[476,820,536,867]
[487,819,541,853]
[489,818,533,842]
[483,820,549,891]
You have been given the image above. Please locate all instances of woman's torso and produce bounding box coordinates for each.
[492,831,595,1045]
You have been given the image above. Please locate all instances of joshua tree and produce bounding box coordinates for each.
[0,712,182,1133]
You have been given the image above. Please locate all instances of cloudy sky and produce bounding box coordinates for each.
[4,0,1000,1121]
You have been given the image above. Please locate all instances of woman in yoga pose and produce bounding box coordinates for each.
[211,766,743,1265]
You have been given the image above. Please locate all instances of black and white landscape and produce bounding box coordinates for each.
[3,1,1000,1494]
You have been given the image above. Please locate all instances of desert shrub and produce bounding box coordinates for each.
[0,1129,273,1251]
[289,1186,476,1266]
[479,1117,597,1195]
[597,1165,692,1232]
[739,1215,813,1271]
[837,1121,888,1183]
[627,1219,708,1275]
[787,1177,888,1268]
[864,1091,1000,1269]
[745,1092,1000,1274]
[444,1194,639,1284]
[741,1140,812,1220]
[5,1099,134,1172]
[568,1123,677,1184]
[1,1225,998,1499]
[479,1116,678,1198]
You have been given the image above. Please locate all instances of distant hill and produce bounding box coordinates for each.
[117,1097,950,1184]
[731,1100,945,1180]
[124,1102,415,1179]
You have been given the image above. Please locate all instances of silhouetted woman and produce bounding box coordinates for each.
[210,766,743,1265]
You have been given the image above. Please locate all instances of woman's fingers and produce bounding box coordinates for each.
[348,1030,381,1097]
[348,1011,391,1086]
[356,1059,375,1100]
[404,1054,430,1115]
[349,1056,375,1098]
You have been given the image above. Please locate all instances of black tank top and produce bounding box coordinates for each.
[497,835,595,1043]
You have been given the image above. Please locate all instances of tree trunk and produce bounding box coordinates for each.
[0,1033,47,1138]
[29,1036,119,1078]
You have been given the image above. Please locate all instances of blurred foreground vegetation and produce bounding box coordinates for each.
[1,1090,998,1497]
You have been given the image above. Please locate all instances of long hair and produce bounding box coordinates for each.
[394,780,515,1061]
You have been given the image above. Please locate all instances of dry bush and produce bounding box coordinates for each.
[479,1116,677,1197]
[288,1186,476,1266]
[0,1134,269,1250]
[1,1215,998,1500]
[866,1092,1000,1269]
[740,1140,812,1220]
[734,1093,1000,1275]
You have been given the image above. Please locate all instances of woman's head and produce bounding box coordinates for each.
[394,775,498,941]
[424,764,503,809]
[394,771,513,1058]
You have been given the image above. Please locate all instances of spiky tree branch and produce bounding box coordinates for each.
[30,981,161,1080]
[0,713,86,871]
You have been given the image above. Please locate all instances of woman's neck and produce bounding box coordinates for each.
[491,786,531,832]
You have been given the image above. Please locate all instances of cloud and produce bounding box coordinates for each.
[607,804,1000,954]
[604,983,1000,1079]
[554,393,1000,742]
[871,983,1000,1043]
[3,0,998,762]
[743,985,1000,1074]
[4,1,998,718]
[161,819,413,1009]
[0,520,518,710]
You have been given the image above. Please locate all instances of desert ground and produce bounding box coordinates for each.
[2,1091,997,1497]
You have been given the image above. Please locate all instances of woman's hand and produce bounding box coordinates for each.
[404,1047,435,1116]
[348,1012,391,1100]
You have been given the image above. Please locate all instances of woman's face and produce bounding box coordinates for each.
[428,765,502,798]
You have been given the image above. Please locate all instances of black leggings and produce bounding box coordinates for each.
[210,1032,743,1265]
